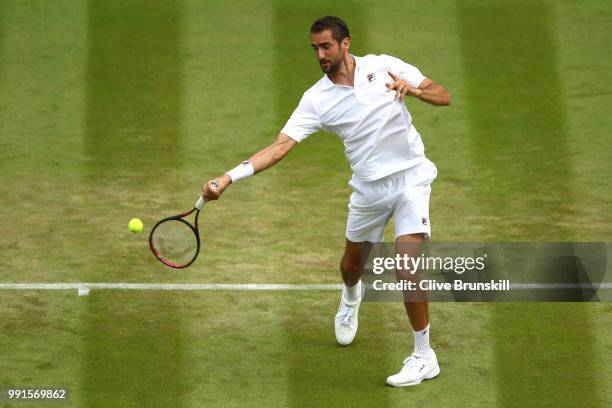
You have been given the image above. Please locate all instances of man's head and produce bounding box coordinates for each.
[310,16,350,74]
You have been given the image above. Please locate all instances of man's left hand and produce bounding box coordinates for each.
[386,71,423,101]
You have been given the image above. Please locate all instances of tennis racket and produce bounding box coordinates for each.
[149,182,217,268]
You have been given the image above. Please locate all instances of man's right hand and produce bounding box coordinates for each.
[202,174,232,201]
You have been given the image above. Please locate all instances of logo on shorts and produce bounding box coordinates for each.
[367,73,376,83]
[422,217,428,226]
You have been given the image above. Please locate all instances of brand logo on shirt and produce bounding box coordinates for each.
[367,73,376,83]
[422,217,428,226]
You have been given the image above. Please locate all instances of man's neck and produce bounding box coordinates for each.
[327,54,356,87]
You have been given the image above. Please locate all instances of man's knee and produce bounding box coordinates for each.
[340,253,362,275]
[341,239,370,277]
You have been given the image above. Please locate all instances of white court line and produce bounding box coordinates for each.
[0,283,343,291]
[0,282,610,292]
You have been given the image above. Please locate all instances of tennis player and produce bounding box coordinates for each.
[203,16,451,387]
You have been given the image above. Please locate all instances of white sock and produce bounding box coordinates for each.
[413,324,432,357]
[343,280,362,304]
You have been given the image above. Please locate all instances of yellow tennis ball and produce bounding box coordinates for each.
[128,218,143,233]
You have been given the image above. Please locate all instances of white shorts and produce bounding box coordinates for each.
[345,158,437,242]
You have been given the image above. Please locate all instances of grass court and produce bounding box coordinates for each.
[1,1,611,407]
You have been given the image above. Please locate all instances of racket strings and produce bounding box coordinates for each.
[151,219,198,266]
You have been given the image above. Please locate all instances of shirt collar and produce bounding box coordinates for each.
[319,54,360,90]
[320,75,335,90]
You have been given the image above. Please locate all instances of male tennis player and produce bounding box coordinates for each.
[203,16,450,387]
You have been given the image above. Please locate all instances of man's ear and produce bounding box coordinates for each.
[342,37,350,52]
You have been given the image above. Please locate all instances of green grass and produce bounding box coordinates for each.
[0,0,611,407]
[457,2,600,406]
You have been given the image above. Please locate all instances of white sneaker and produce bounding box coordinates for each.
[386,351,440,387]
[334,286,363,346]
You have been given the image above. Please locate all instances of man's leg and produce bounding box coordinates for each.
[340,239,369,287]
[335,239,370,345]
[396,233,428,331]
[387,232,440,387]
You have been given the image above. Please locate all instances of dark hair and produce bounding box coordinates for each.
[310,16,350,43]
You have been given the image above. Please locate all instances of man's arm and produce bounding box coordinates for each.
[202,133,297,200]
[415,78,451,106]
[248,133,297,173]
[386,72,451,106]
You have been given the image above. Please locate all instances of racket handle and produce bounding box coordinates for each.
[196,180,217,210]
[195,196,205,211]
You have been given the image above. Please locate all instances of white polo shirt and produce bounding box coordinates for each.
[281,54,428,182]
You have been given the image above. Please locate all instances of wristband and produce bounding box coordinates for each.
[225,161,255,183]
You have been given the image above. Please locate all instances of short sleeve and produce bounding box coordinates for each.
[383,54,426,88]
[280,92,322,143]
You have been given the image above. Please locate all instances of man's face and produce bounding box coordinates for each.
[310,30,349,74]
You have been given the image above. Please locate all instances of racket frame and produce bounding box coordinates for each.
[149,206,201,269]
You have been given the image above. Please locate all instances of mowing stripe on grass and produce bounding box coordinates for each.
[84,0,183,183]
[553,3,612,404]
[81,291,189,408]
[0,0,88,281]
[0,3,88,404]
[0,1,6,168]
[176,0,294,284]
[457,1,575,240]
[82,2,188,407]
[0,1,4,86]
[180,2,298,404]
[457,2,601,407]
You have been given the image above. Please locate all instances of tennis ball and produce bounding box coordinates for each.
[128,218,143,233]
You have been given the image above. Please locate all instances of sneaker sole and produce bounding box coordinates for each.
[386,366,440,387]
[335,324,358,346]
[336,338,354,346]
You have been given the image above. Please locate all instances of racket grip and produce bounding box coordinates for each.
[195,196,205,210]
